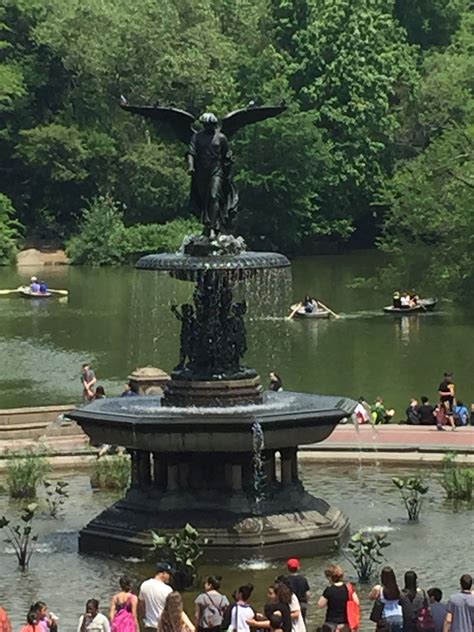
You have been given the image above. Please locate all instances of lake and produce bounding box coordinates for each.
[0,250,473,414]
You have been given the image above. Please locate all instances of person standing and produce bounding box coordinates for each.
[194,576,229,632]
[369,566,404,632]
[438,372,455,412]
[225,584,255,632]
[78,600,110,632]
[400,571,429,632]
[110,575,138,632]
[138,562,174,632]
[317,565,359,631]
[284,559,310,621]
[427,588,447,632]
[81,362,97,402]
[158,592,194,632]
[444,574,474,632]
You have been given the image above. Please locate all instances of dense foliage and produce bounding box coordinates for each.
[0,0,472,286]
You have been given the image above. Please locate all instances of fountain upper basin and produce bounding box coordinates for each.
[69,391,356,452]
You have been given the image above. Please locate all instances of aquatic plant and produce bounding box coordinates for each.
[151,523,209,590]
[392,474,429,521]
[0,503,38,570]
[344,529,391,582]
[440,453,473,501]
[44,480,69,518]
[5,449,50,499]
[90,455,130,491]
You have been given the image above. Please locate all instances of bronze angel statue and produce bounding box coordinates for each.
[121,101,286,237]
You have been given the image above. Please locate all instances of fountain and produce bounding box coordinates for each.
[68,101,355,561]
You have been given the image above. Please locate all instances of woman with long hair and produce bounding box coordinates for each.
[400,571,429,632]
[110,576,138,632]
[194,576,229,632]
[20,603,58,632]
[317,565,359,632]
[158,592,194,632]
[276,578,306,632]
[369,566,403,632]
[247,583,291,632]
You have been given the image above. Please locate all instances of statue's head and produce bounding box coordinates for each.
[200,112,218,130]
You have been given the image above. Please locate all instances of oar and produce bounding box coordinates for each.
[48,288,69,296]
[318,300,340,319]
[288,301,303,320]
[0,288,21,295]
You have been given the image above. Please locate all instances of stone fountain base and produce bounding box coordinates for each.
[69,391,355,560]
[79,483,349,560]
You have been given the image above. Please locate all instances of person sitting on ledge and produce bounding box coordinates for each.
[405,399,419,425]
[121,381,139,397]
[371,397,395,424]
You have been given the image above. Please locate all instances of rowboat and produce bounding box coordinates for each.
[19,288,52,299]
[383,298,437,314]
[290,304,332,319]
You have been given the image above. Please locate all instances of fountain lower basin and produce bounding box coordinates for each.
[69,391,354,560]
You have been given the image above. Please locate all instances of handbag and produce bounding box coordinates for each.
[370,599,384,623]
[346,583,360,631]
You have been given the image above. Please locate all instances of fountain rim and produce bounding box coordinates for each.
[135,251,291,273]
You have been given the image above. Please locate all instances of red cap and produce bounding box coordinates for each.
[287,558,300,571]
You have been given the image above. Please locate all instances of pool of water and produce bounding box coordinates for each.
[1,251,473,414]
[0,463,471,630]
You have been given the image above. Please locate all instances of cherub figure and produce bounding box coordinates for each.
[171,303,196,370]
[227,301,248,370]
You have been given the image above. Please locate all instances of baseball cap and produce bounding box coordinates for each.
[287,558,300,571]
[156,561,175,574]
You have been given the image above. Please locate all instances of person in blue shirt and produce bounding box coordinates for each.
[453,401,469,426]
[30,276,41,293]
[39,280,49,294]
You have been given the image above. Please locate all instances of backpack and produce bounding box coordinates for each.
[417,606,435,632]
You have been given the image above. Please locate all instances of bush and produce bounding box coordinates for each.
[393,474,429,521]
[344,530,391,582]
[66,195,128,265]
[124,217,201,258]
[5,449,50,499]
[0,193,23,264]
[151,523,209,590]
[67,194,201,265]
[441,453,474,501]
[91,455,130,491]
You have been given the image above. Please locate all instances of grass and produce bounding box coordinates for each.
[90,455,130,491]
[5,448,50,499]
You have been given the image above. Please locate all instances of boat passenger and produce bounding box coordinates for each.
[30,276,41,293]
[39,280,48,294]
[409,291,419,306]
[400,293,411,309]
[302,296,319,314]
[392,292,401,309]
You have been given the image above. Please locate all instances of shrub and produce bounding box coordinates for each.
[91,455,130,491]
[441,453,474,501]
[5,449,50,499]
[0,192,23,264]
[66,195,128,265]
[67,194,201,265]
[151,523,209,590]
[124,217,201,258]
[44,480,69,518]
[344,530,391,582]
[392,474,429,521]
[0,503,38,570]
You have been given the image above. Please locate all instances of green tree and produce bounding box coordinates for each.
[0,193,22,264]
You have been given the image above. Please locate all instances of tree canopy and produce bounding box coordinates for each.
[0,0,472,294]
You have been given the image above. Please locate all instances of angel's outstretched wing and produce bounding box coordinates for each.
[120,104,196,144]
[221,104,286,138]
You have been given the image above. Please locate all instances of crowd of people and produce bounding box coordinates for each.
[353,373,473,430]
[80,363,139,403]
[1,560,472,632]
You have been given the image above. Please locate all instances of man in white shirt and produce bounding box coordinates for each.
[138,561,174,631]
